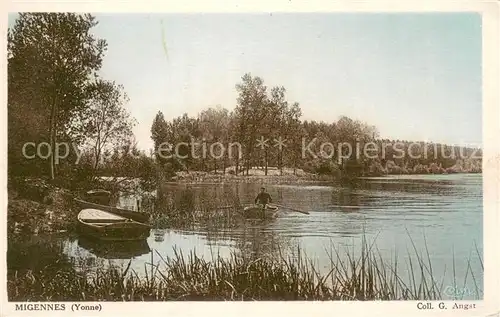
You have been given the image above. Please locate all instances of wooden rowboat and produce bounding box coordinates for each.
[74,198,150,224]
[85,189,112,205]
[86,189,111,196]
[77,208,151,241]
[242,204,280,219]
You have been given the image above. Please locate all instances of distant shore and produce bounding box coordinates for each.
[166,164,482,184]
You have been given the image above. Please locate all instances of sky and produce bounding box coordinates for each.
[8,13,482,151]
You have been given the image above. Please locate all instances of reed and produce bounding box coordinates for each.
[147,185,244,230]
[7,235,483,301]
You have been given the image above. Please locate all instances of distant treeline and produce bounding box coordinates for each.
[7,13,481,190]
[150,73,482,178]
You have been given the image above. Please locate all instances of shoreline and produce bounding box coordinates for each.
[163,170,482,185]
[7,172,482,236]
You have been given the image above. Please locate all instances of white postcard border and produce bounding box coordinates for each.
[1,1,498,317]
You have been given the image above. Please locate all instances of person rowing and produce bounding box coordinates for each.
[254,187,273,209]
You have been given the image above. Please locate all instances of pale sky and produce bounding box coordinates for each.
[9,13,482,151]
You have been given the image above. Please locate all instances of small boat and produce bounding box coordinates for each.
[85,189,112,205]
[86,189,111,196]
[74,198,149,224]
[242,204,280,219]
[77,208,151,241]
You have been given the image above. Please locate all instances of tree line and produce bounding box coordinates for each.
[8,13,482,190]
[150,73,482,178]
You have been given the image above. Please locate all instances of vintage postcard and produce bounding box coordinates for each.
[1,1,499,317]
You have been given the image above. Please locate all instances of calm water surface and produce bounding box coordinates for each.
[13,174,484,299]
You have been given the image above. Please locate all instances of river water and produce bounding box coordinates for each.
[11,174,483,300]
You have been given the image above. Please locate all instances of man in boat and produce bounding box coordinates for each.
[254,187,273,209]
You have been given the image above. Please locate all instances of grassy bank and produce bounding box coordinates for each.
[6,175,140,235]
[7,178,78,236]
[6,175,246,235]
[7,236,483,301]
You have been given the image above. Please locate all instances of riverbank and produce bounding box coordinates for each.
[7,175,151,235]
[7,179,77,236]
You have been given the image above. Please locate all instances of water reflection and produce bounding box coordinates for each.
[77,237,151,259]
[152,228,166,242]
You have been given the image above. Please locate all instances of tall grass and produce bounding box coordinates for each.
[7,235,483,301]
[147,185,245,230]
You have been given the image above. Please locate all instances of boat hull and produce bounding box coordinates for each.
[77,222,151,241]
[85,189,112,205]
[77,208,151,241]
[74,198,150,224]
[243,205,280,219]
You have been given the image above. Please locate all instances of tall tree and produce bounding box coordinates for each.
[151,111,169,162]
[198,106,230,173]
[8,13,107,180]
[285,102,303,175]
[234,73,269,175]
[151,111,179,180]
[260,86,285,175]
[82,79,136,178]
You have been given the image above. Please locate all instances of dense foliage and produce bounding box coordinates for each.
[7,13,145,189]
[150,74,482,178]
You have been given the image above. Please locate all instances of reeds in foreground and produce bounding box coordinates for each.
[7,235,483,301]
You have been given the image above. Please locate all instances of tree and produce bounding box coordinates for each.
[198,106,230,173]
[234,73,269,175]
[285,102,303,175]
[151,111,168,162]
[151,111,177,180]
[8,13,107,180]
[261,86,285,175]
[172,113,200,172]
[81,79,136,178]
[227,110,242,175]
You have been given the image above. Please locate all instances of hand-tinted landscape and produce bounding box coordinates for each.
[7,13,482,301]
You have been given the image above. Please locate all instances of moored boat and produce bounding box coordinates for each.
[85,189,112,205]
[242,204,280,219]
[74,198,150,224]
[77,208,151,241]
